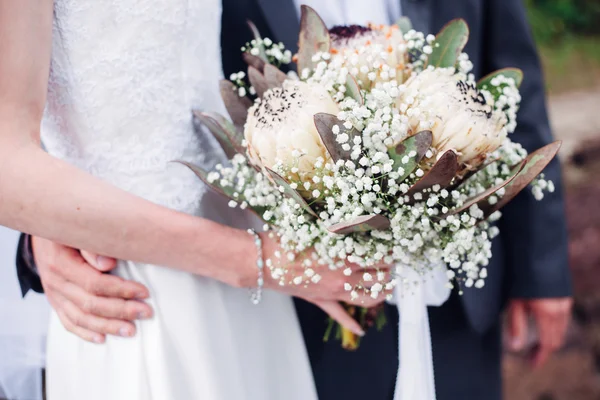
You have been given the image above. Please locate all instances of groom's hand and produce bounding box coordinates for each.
[507,298,573,368]
[32,236,154,344]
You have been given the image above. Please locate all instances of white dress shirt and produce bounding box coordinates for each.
[293,0,401,27]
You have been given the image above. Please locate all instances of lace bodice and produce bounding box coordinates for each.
[42,0,226,214]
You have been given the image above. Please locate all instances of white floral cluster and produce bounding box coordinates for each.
[479,74,522,134]
[241,37,293,66]
[229,71,256,98]
[204,23,555,296]
[229,37,294,98]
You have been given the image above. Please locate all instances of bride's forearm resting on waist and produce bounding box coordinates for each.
[0,0,256,287]
[0,139,255,287]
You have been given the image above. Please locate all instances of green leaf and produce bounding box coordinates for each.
[477,68,524,103]
[219,80,252,130]
[345,74,363,104]
[248,66,269,98]
[192,110,244,159]
[247,20,268,62]
[477,68,524,90]
[297,5,331,73]
[265,168,318,218]
[388,131,433,182]
[482,141,562,217]
[313,113,359,163]
[406,150,459,198]
[323,317,335,342]
[375,309,388,331]
[327,214,391,235]
[395,16,413,33]
[426,19,469,68]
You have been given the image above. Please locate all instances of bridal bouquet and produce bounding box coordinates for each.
[181,6,560,349]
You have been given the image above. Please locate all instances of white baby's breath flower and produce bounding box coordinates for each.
[371,283,383,293]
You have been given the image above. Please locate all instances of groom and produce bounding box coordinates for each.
[17,0,571,399]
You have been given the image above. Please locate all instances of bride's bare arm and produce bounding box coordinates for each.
[0,0,255,287]
[0,2,383,339]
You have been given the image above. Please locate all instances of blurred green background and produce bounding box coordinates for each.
[526,0,600,93]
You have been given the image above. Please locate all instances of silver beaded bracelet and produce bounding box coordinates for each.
[247,229,265,305]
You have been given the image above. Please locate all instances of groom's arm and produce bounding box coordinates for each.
[485,0,571,299]
[485,0,572,367]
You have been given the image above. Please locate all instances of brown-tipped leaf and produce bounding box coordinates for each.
[482,141,562,216]
[264,64,288,88]
[219,80,252,129]
[265,168,318,217]
[243,53,266,73]
[193,110,244,158]
[327,214,391,235]
[297,5,330,73]
[248,66,269,98]
[388,131,433,182]
[426,19,469,68]
[176,161,234,198]
[406,150,459,197]
[314,113,358,162]
[247,20,268,62]
[446,157,500,192]
[442,160,527,217]
[345,74,362,104]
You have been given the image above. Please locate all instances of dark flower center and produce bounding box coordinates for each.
[329,25,372,41]
[455,81,493,119]
[252,84,306,129]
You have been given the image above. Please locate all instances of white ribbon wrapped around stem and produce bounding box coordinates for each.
[392,265,451,400]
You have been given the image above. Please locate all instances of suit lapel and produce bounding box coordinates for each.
[401,0,432,35]
[256,0,300,53]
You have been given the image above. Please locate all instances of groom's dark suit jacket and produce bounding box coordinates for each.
[18,0,570,399]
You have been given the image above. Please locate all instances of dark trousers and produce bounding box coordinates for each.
[295,293,502,400]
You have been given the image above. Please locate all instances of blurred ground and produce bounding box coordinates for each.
[503,88,600,400]
[539,38,600,95]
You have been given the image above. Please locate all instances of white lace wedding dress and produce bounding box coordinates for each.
[43,1,317,399]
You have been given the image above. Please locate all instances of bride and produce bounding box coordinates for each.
[0,1,388,399]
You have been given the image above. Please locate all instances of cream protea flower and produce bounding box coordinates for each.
[327,24,409,88]
[245,80,339,181]
[397,67,507,169]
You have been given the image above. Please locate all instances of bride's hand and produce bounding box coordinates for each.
[260,234,394,336]
[32,237,153,343]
